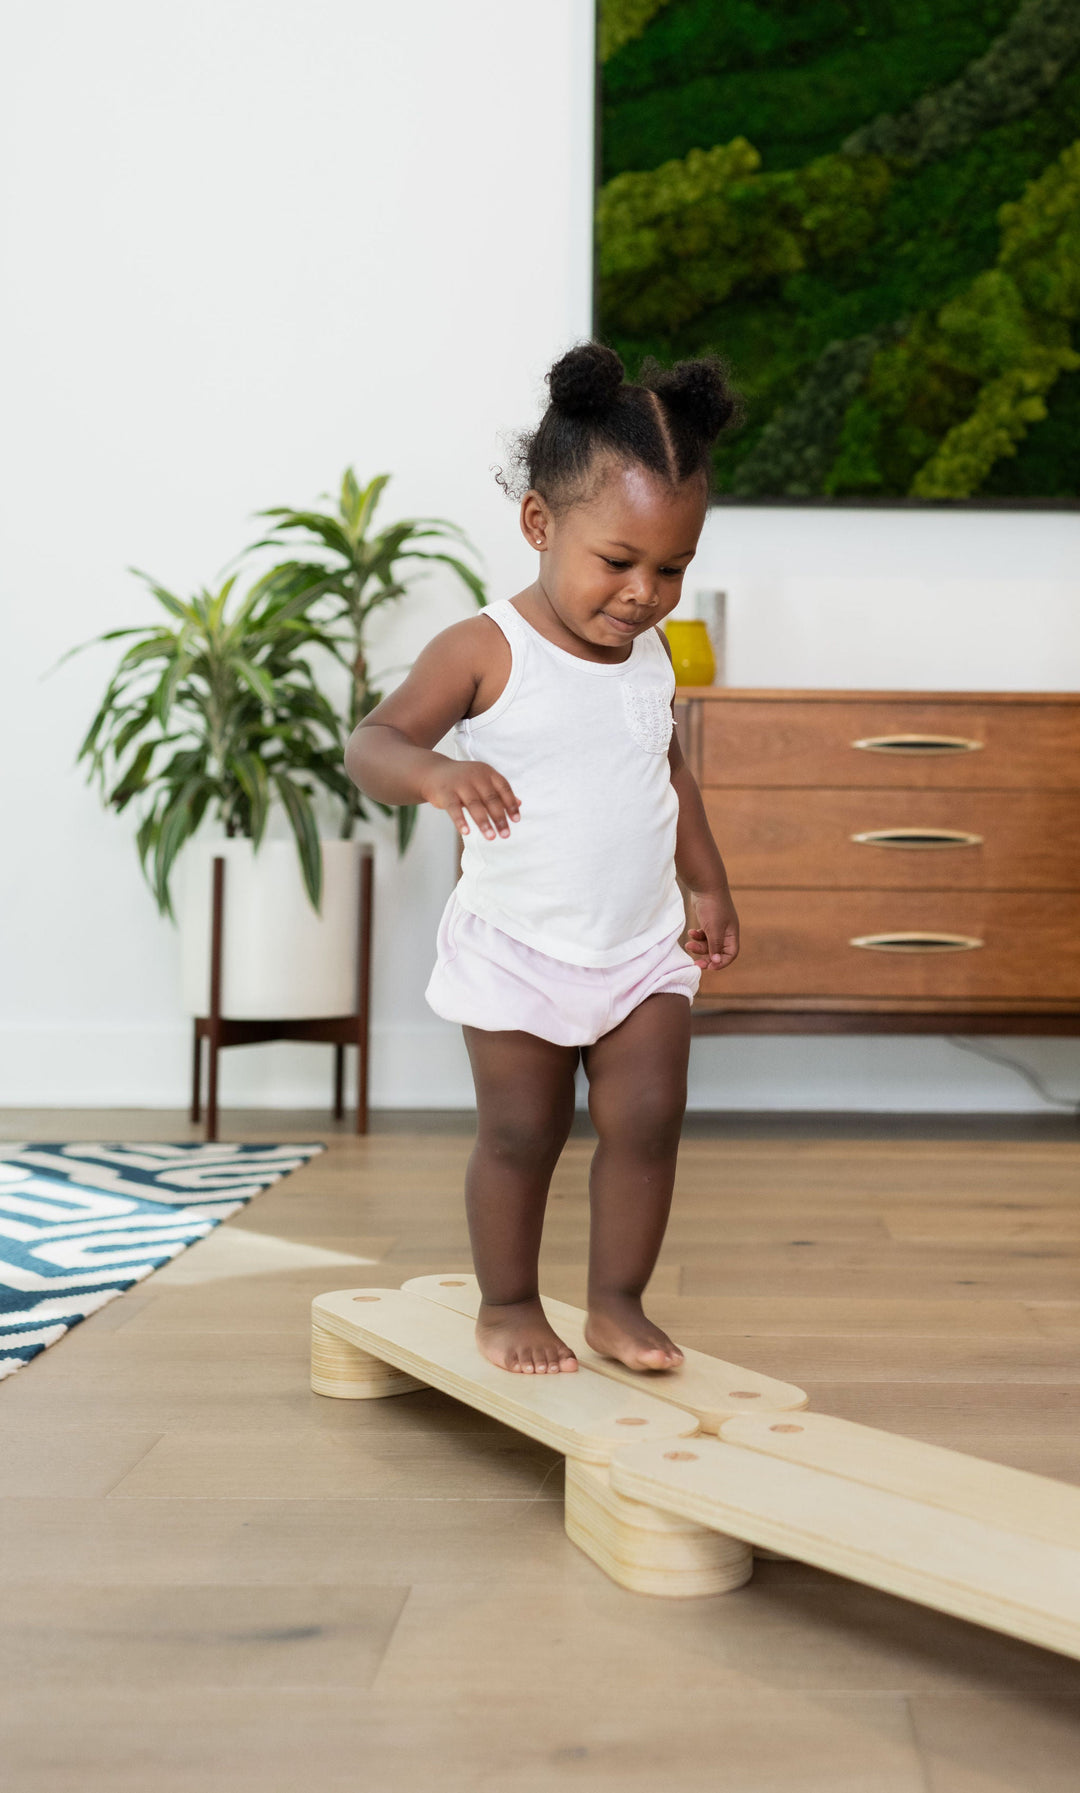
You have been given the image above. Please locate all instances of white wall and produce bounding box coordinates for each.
[2,0,1078,1114]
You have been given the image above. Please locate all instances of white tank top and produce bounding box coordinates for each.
[453,598,684,967]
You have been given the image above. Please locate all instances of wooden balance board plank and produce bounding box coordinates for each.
[611,1436,1080,1660]
[310,1288,698,1466]
[720,1411,1080,1553]
[401,1273,808,1432]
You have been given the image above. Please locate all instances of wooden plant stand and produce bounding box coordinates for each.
[311,1275,1080,1657]
[191,849,373,1141]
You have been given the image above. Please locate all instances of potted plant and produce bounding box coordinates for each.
[249,467,486,848]
[71,568,368,1019]
[70,473,485,1022]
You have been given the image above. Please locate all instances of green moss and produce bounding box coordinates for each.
[599,4,1080,499]
[980,365,1080,492]
[600,0,677,62]
[602,0,1015,176]
[835,144,1080,497]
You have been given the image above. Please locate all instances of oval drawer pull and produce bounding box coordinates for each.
[849,931,984,954]
[851,733,983,755]
[850,827,984,850]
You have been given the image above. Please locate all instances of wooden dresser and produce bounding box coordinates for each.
[674,689,1080,1036]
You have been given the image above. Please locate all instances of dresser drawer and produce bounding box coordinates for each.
[697,699,1080,790]
[697,891,1080,1001]
[704,789,1080,891]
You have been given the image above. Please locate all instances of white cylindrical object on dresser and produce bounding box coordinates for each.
[695,589,727,684]
[178,837,364,1019]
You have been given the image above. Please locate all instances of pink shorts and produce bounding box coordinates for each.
[424,894,701,1048]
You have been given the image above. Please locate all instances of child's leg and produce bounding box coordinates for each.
[463,1025,580,1374]
[581,992,690,1371]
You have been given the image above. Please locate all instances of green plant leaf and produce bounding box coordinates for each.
[233,657,275,708]
[396,802,419,853]
[400,549,487,605]
[231,750,270,844]
[152,652,192,727]
[158,745,207,783]
[403,517,476,543]
[115,633,179,672]
[129,572,195,623]
[357,579,409,621]
[340,466,363,528]
[75,691,123,765]
[205,576,237,634]
[110,703,158,758]
[354,472,391,538]
[135,809,159,873]
[151,779,205,917]
[273,773,323,910]
[256,509,356,561]
[48,626,156,677]
[108,739,157,811]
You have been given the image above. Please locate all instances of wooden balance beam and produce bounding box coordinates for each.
[311,1280,1080,1656]
[400,1273,809,1433]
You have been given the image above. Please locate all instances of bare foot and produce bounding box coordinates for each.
[585,1292,684,1372]
[476,1298,578,1374]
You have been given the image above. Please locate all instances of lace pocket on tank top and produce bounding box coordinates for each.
[621,684,673,755]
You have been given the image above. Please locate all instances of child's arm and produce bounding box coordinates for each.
[345,618,521,842]
[669,730,740,970]
[655,626,738,969]
[660,662,738,972]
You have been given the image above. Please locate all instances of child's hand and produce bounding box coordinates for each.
[421,759,521,841]
[686,888,740,970]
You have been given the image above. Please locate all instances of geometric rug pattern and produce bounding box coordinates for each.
[0,1142,323,1378]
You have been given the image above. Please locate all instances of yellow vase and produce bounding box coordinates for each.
[663,618,716,687]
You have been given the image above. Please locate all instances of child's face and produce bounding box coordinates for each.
[522,461,708,653]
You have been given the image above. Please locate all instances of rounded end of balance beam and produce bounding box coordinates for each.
[310,1310,426,1400]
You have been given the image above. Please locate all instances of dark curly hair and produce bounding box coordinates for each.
[497,342,742,511]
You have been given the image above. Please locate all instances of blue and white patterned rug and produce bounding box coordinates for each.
[0,1142,324,1378]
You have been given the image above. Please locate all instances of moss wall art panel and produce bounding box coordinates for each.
[596,0,1080,503]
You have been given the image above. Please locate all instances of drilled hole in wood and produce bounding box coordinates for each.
[664,1450,698,1461]
[770,1423,804,1434]
[616,1416,648,1427]
[728,1390,760,1399]
[439,1279,467,1286]
[352,1295,381,1303]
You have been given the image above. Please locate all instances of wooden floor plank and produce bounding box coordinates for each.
[5,1107,1080,1788]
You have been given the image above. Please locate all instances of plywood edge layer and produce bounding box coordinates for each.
[564,1459,753,1598]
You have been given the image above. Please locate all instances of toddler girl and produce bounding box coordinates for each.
[345,342,740,1376]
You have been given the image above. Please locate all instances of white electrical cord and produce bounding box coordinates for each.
[945,1036,1080,1115]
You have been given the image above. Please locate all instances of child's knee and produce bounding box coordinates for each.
[477,1106,567,1167]
[592,1077,685,1154]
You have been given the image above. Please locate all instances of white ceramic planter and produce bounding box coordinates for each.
[179,838,365,1020]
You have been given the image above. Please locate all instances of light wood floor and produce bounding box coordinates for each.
[3,1106,1080,1792]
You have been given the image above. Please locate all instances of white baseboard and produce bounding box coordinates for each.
[0,1022,1076,1114]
